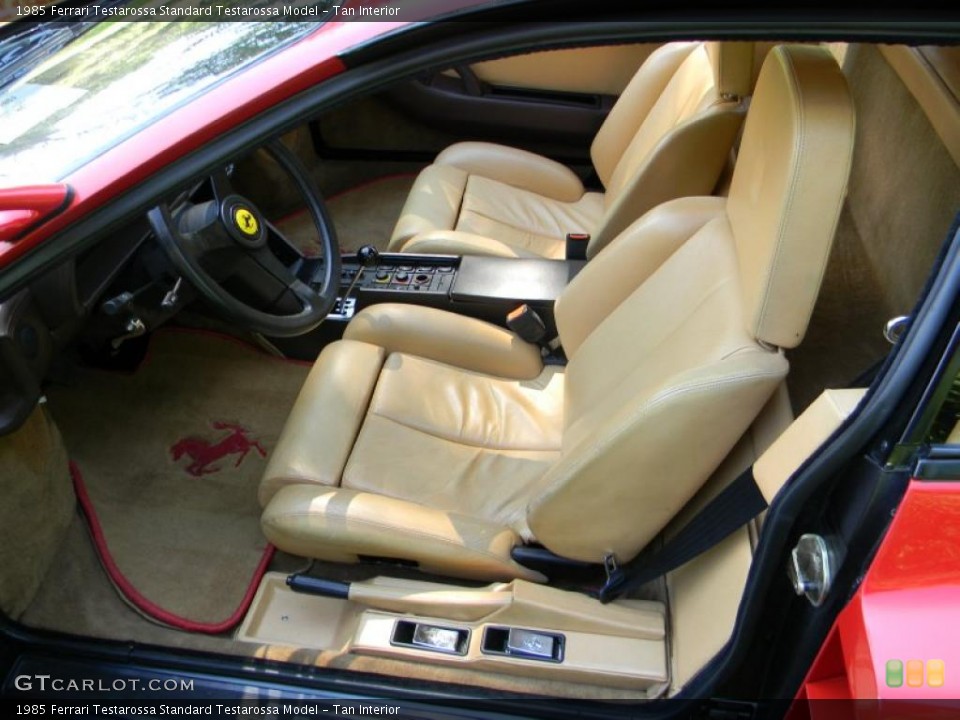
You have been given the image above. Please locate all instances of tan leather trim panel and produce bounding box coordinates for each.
[667,527,753,692]
[347,577,665,640]
[590,105,745,256]
[261,486,543,582]
[389,164,467,251]
[238,573,667,696]
[468,44,660,97]
[263,46,853,581]
[436,141,585,202]
[344,304,544,380]
[591,42,700,186]
[754,388,866,503]
[706,41,756,98]
[727,45,856,349]
[259,340,385,506]
[393,41,753,259]
[353,610,666,690]
[529,351,787,562]
[455,177,603,259]
[400,230,536,258]
[341,358,563,537]
[556,196,728,356]
[880,45,960,168]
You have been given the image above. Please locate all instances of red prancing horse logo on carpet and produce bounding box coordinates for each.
[170,421,267,477]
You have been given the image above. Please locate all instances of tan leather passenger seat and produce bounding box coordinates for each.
[260,46,855,582]
[388,41,757,259]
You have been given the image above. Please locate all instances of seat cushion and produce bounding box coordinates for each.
[262,485,544,581]
[259,339,385,506]
[388,145,603,259]
[344,303,544,380]
[389,164,468,251]
[389,41,754,260]
[342,353,565,537]
[453,176,604,259]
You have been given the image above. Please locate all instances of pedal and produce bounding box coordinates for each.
[111,317,147,349]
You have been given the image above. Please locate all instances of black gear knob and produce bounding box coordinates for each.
[356,245,380,269]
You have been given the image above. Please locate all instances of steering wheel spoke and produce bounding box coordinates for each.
[263,219,309,261]
[249,244,322,311]
[250,244,299,287]
[210,168,235,206]
[148,140,340,338]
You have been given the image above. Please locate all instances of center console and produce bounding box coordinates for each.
[449,255,584,334]
[326,253,461,321]
[275,251,586,359]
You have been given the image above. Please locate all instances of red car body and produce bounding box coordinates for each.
[0,21,403,263]
[796,481,960,708]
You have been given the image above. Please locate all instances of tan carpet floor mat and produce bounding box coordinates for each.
[45,329,309,629]
[278,174,415,256]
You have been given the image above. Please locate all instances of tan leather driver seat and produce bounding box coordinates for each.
[260,46,854,582]
[388,41,758,260]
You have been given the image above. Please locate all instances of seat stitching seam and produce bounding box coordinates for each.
[757,49,804,338]
[265,511,517,566]
[365,411,562,453]
[452,170,468,227]
[537,368,787,505]
[459,205,570,243]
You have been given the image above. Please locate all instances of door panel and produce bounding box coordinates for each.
[467,43,659,96]
[313,44,658,168]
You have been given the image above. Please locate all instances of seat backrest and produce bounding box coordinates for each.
[526,45,855,564]
[587,42,756,257]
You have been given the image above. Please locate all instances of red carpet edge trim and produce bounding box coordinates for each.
[69,460,274,635]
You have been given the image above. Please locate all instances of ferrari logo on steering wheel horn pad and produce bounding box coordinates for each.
[221,196,267,249]
[233,206,259,237]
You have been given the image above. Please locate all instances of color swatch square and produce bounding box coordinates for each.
[907,659,924,687]
[927,660,945,688]
[886,659,904,688]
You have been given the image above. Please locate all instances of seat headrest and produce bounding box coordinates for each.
[727,45,855,349]
[706,41,756,98]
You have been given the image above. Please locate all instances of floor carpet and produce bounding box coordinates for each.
[29,331,656,697]
[277,174,415,256]
[44,329,310,630]
[22,517,652,699]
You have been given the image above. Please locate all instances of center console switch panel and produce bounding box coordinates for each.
[281,252,584,362]
[334,253,459,298]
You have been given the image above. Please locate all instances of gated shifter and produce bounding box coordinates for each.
[335,245,379,320]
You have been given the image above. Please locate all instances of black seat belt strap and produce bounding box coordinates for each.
[596,467,767,603]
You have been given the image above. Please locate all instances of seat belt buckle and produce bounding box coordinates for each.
[603,553,619,581]
[565,233,589,261]
[596,553,624,603]
[506,304,547,345]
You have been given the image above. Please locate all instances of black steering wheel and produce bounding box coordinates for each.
[147,140,340,337]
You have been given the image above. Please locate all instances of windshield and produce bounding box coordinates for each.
[0,15,319,186]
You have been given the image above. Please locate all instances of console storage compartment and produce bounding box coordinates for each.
[449,256,586,335]
[238,573,668,692]
[272,253,584,360]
